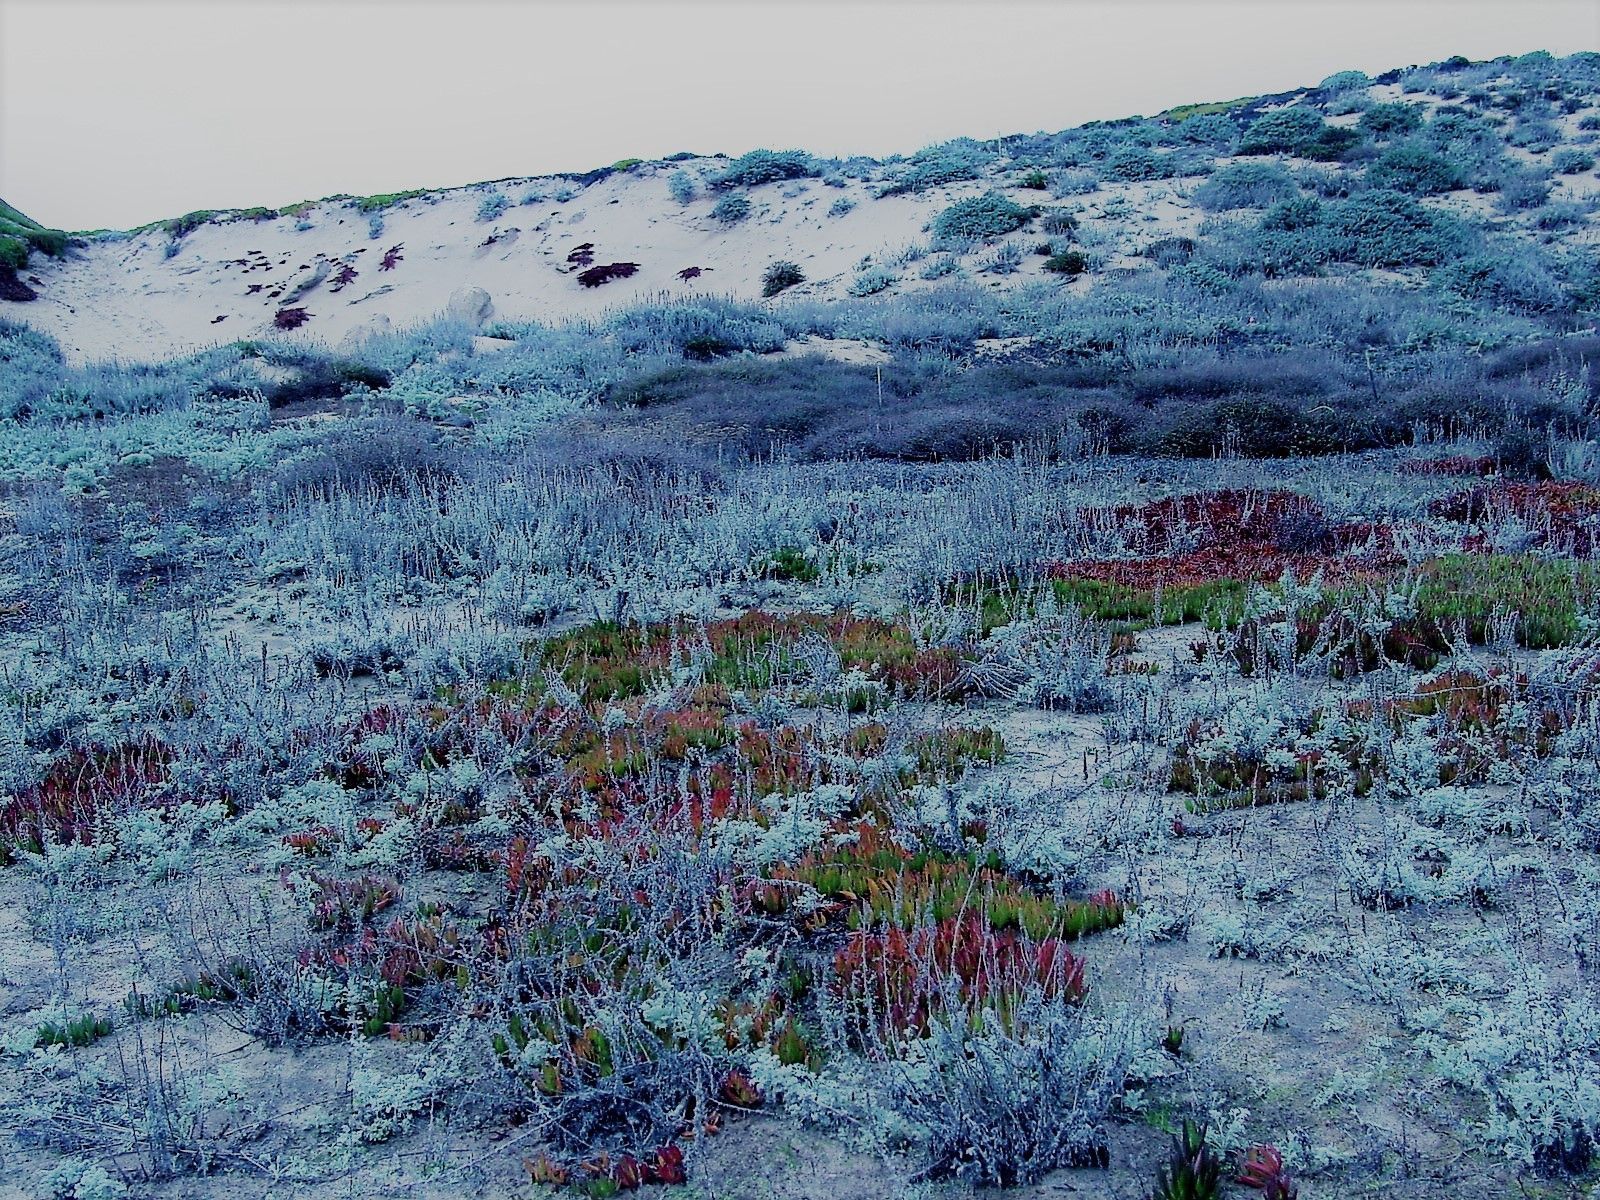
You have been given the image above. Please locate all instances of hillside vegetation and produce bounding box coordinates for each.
[4,50,1600,1200]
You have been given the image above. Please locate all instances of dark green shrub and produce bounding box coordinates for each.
[711,149,816,189]
[1193,162,1299,210]
[1164,396,1297,456]
[1301,125,1364,161]
[1145,236,1195,267]
[1239,106,1329,155]
[1262,195,1323,230]
[762,260,805,297]
[354,189,428,214]
[1359,102,1425,138]
[758,546,819,582]
[1368,143,1466,193]
[163,210,220,240]
[711,193,752,224]
[1250,189,1470,273]
[1435,250,1566,314]
[1493,427,1553,479]
[1019,168,1050,190]
[933,193,1033,241]
[1044,249,1088,275]
[1106,145,1173,181]
[0,200,70,257]
[0,235,27,271]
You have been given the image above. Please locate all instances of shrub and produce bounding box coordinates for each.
[163,210,217,240]
[711,149,816,189]
[880,140,993,195]
[355,189,427,213]
[870,986,1130,1185]
[1553,147,1596,174]
[1320,69,1370,93]
[762,260,805,297]
[239,350,392,410]
[1435,250,1567,314]
[1239,106,1330,155]
[1367,143,1466,193]
[271,415,452,493]
[982,242,1026,275]
[0,235,27,271]
[1510,117,1561,153]
[933,193,1033,241]
[475,192,509,222]
[1106,145,1173,181]
[848,267,896,296]
[1193,162,1299,210]
[1163,396,1314,456]
[1044,249,1088,276]
[1249,188,1471,273]
[711,193,752,224]
[1494,167,1555,213]
[274,307,311,330]
[1359,102,1425,138]
[0,200,69,258]
[1301,125,1363,161]
[827,196,856,218]
[1530,201,1590,230]
[1146,236,1195,267]
[667,169,697,205]
[604,296,787,359]
[1019,168,1050,190]
[1039,207,1079,235]
[1052,168,1100,196]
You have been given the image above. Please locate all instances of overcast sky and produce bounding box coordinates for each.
[3,1,1595,231]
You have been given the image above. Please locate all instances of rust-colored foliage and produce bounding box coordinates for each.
[0,739,172,856]
[328,262,358,291]
[1430,482,1600,557]
[578,261,641,288]
[1238,1143,1298,1200]
[832,912,1087,1042]
[1045,489,1398,591]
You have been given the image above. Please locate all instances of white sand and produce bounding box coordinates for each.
[16,161,1039,363]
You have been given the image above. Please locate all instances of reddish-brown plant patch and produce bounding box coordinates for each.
[578,262,641,288]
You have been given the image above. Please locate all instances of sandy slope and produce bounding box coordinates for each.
[14,162,1043,363]
[15,78,1600,365]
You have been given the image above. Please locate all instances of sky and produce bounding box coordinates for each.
[2,0,1596,231]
